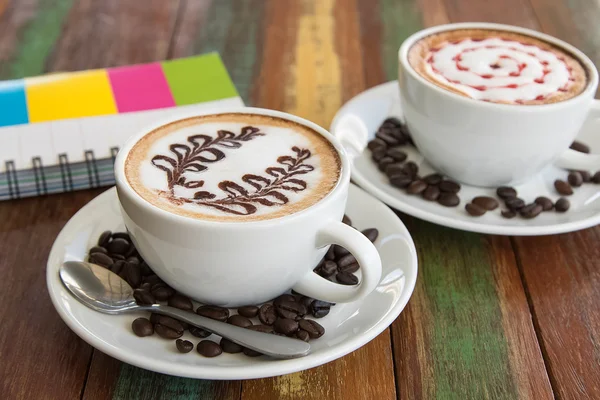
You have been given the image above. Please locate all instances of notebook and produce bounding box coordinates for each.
[0,53,244,201]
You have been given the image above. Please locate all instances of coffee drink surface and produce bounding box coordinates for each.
[408,29,588,105]
[125,114,341,221]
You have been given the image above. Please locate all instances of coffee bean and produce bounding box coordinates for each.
[423,173,443,185]
[342,214,352,226]
[296,330,310,342]
[168,294,193,311]
[337,254,357,268]
[371,147,386,162]
[273,294,297,306]
[437,193,460,207]
[139,282,151,291]
[402,161,419,178]
[579,170,592,183]
[384,117,403,127]
[258,304,277,325]
[554,180,573,195]
[570,140,590,153]
[338,262,359,273]
[139,262,153,276]
[144,274,163,285]
[325,245,336,260]
[89,246,107,254]
[243,347,262,357]
[386,148,407,162]
[247,324,274,333]
[151,285,175,301]
[196,305,229,322]
[385,163,405,178]
[439,180,461,193]
[110,254,125,261]
[501,209,516,219]
[107,238,130,255]
[150,314,185,333]
[378,157,394,172]
[361,228,379,243]
[534,196,554,211]
[367,138,387,151]
[197,340,222,357]
[276,299,307,318]
[505,197,525,211]
[472,196,499,211]
[496,186,517,199]
[131,318,153,337]
[125,263,142,288]
[133,289,155,305]
[375,131,400,146]
[228,315,253,328]
[337,271,359,285]
[422,185,441,201]
[176,339,193,353]
[112,232,130,241]
[189,326,212,338]
[300,296,315,309]
[89,252,113,268]
[155,324,183,339]
[319,261,337,277]
[555,197,570,212]
[390,174,413,189]
[298,319,325,339]
[333,244,350,258]
[311,300,332,318]
[220,338,243,353]
[520,203,543,219]
[274,318,299,336]
[407,180,427,194]
[568,171,583,187]
[237,305,259,318]
[593,171,600,184]
[465,203,486,216]
[97,230,112,247]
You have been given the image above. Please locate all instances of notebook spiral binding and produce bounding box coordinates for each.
[5,160,19,200]
[84,150,100,189]
[58,153,74,192]
[32,157,48,196]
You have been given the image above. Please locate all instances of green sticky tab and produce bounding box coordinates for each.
[161,53,238,105]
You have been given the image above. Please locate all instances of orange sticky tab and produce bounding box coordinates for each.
[26,70,117,122]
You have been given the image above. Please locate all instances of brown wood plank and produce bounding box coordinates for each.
[442,0,538,29]
[514,228,600,400]
[0,189,104,399]
[48,0,180,71]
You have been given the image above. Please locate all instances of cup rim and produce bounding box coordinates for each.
[114,107,350,228]
[398,22,599,110]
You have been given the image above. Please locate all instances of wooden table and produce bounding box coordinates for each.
[1,1,598,399]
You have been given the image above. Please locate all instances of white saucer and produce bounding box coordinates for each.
[331,81,600,235]
[46,184,417,380]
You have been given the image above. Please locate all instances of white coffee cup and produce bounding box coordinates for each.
[398,23,600,187]
[114,107,382,307]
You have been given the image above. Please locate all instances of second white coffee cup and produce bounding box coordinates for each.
[398,23,600,187]
[114,107,382,307]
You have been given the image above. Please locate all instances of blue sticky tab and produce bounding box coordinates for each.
[0,80,29,127]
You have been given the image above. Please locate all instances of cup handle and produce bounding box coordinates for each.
[292,221,382,303]
[554,100,600,171]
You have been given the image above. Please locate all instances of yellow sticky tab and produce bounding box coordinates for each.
[26,70,117,122]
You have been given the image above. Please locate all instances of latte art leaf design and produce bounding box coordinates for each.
[151,126,264,195]
[193,146,314,215]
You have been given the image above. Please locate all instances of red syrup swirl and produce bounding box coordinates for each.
[426,38,573,102]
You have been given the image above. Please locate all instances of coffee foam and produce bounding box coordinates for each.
[125,114,341,222]
[408,29,588,105]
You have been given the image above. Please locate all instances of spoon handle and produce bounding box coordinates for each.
[143,304,311,359]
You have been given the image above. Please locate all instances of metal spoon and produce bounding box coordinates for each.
[59,261,310,359]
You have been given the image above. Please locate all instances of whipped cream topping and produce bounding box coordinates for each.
[424,37,573,103]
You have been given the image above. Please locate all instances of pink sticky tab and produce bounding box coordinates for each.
[108,63,175,112]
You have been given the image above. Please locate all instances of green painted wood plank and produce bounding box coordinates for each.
[0,0,75,79]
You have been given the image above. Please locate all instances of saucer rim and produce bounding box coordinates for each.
[331,80,600,236]
[46,184,418,380]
